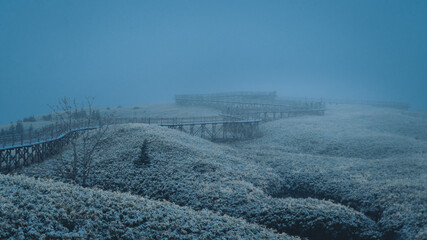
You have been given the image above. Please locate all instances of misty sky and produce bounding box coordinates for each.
[1,0,426,124]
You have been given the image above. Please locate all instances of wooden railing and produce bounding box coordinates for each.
[0,116,263,172]
[0,116,262,149]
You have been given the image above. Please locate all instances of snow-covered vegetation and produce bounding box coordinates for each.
[16,123,376,238]
[10,104,426,239]
[0,174,293,239]
[231,104,427,239]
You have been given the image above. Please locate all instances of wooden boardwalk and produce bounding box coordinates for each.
[112,116,262,140]
[0,92,327,173]
[222,108,325,121]
[0,127,92,173]
[0,117,260,173]
[175,92,326,121]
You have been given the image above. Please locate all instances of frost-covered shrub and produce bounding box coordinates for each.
[17,122,382,240]
[15,104,426,239]
[0,174,293,240]
[231,104,427,239]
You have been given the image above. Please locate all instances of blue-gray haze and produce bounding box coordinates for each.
[1,0,426,124]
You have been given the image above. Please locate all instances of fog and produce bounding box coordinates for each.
[1,0,426,124]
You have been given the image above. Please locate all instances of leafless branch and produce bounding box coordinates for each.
[51,97,111,186]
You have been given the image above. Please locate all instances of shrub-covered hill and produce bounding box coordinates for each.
[0,174,295,240]
[231,104,427,240]
[17,123,381,240]
[244,104,427,160]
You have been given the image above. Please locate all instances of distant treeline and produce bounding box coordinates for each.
[0,121,28,139]
[1,109,102,138]
[22,110,101,122]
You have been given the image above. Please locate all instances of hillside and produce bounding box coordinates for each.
[230,104,427,239]
[0,174,294,239]
[18,123,380,239]
[11,103,426,239]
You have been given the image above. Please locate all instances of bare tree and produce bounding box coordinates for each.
[51,97,111,187]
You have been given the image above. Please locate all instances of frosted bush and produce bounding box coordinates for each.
[18,123,380,239]
[231,104,427,239]
[15,104,426,239]
[0,174,293,239]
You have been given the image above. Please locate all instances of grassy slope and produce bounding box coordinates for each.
[18,122,381,240]
[0,174,293,240]
[230,104,427,239]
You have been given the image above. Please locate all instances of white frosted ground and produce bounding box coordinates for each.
[0,174,294,239]
[230,104,427,239]
[17,122,380,239]
[11,104,426,239]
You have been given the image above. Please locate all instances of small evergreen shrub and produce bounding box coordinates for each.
[134,139,150,167]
